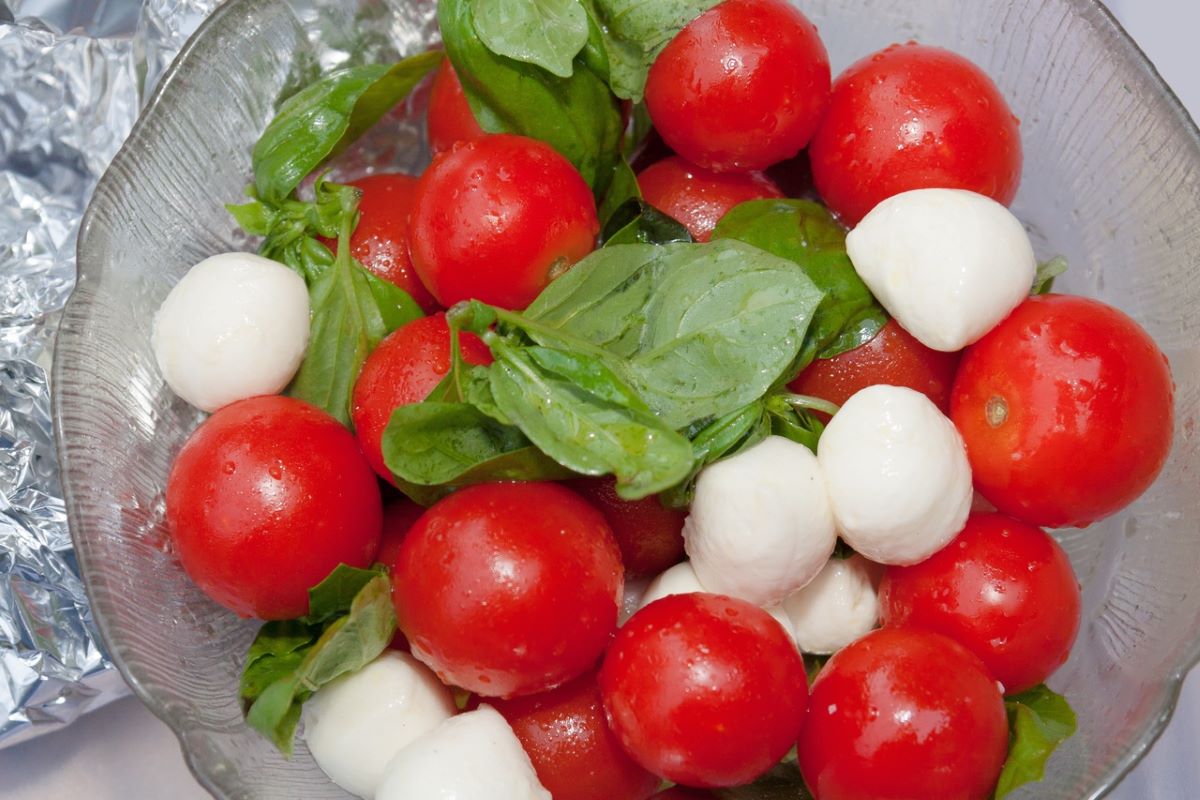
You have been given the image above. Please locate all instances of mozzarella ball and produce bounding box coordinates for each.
[783,555,881,654]
[683,436,837,607]
[846,188,1036,352]
[153,252,310,412]
[818,385,972,565]
[304,651,456,798]
[376,705,551,800]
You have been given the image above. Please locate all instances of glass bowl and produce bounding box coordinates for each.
[52,0,1200,797]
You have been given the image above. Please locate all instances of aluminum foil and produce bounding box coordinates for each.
[0,0,219,748]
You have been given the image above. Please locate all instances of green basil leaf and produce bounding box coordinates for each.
[239,620,320,703]
[995,685,1077,799]
[362,267,425,332]
[598,158,644,230]
[440,0,624,193]
[713,199,888,367]
[304,564,384,624]
[765,394,824,454]
[1032,256,1068,295]
[489,345,694,498]
[226,198,274,236]
[244,676,307,756]
[471,0,590,79]
[586,0,720,102]
[659,401,769,508]
[601,198,692,246]
[252,52,442,203]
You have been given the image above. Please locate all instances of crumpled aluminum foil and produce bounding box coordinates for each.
[0,0,219,748]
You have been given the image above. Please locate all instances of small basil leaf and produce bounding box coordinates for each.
[598,159,643,231]
[659,401,769,508]
[362,268,425,332]
[304,564,384,624]
[601,198,692,246]
[471,0,590,79]
[252,52,442,203]
[765,394,824,454]
[244,676,306,756]
[226,199,274,235]
[995,685,1077,799]
[239,620,320,704]
[1032,256,1068,295]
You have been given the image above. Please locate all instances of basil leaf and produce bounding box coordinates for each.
[765,394,824,454]
[489,345,694,498]
[659,401,769,508]
[598,158,643,230]
[995,686,1077,799]
[1032,256,1068,295]
[602,198,692,246]
[440,0,624,193]
[241,571,396,756]
[586,0,720,103]
[252,52,442,203]
[471,0,590,79]
[713,199,888,367]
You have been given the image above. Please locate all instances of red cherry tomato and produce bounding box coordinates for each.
[788,319,961,418]
[809,43,1022,226]
[351,313,492,482]
[166,396,382,620]
[393,482,623,698]
[600,593,807,788]
[951,294,1174,528]
[637,156,784,242]
[567,477,686,578]
[879,512,1081,694]
[797,627,1008,800]
[322,173,439,313]
[645,0,830,172]
[427,59,485,154]
[488,671,660,800]
[408,134,599,310]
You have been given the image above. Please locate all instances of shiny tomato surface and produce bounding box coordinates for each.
[951,294,1174,528]
[166,396,381,620]
[809,43,1022,226]
[408,134,599,309]
[637,156,784,242]
[567,477,686,578]
[427,59,485,154]
[880,512,1081,694]
[488,671,660,800]
[798,627,1008,800]
[392,482,623,698]
[351,313,492,482]
[645,0,830,172]
[600,593,807,788]
[788,319,961,417]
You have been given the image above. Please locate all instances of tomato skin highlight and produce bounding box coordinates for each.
[637,156,784,242]
[488,671,661,800]
[600,593,808,788]
[408,134,599,310]
[567,477,686,578]
[797,627,1009,800]
[951,294,1174,528]
[645,0,831,172]
[788,319,961,418]
[879,512,1081,694]
[166,395,382,620]
[351,313,492,482]
[427,59,486,154]
[392,482,623,698]
[809,43,1022,226]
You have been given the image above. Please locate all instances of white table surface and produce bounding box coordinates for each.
[2,1,1198,798]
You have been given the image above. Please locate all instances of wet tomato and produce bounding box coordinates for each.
[637,156,784,242]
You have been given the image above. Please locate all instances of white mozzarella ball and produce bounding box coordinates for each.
[683,436,837,607]
[376,705,551,800]
[782,555,881,654]
[846,188,1036,352]
[304,651,456,799]
[152,252,310,412]
[817,385,971,565]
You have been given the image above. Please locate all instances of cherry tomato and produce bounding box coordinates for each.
[788,319,961,418]
[321,173,439,313]
[166,396,382,620]
[645,0,830,172]
[600,593,807,788]
[488,671,660,800]
[351,313,492,482]
[809,43,1022,226]
[951,294,1174,528]
[567,477,686,578]
[797,627,1008,800]
[427,58,485,154]
[393,482,623,698]
[637,156,784,242]
[879,512,1080,694]
[408,134,599,310]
